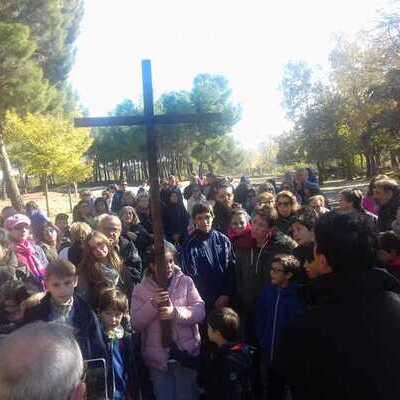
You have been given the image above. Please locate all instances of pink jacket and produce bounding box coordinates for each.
[131,266,205,370]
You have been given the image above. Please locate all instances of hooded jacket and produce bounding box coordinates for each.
[274,268,400,400]
[182,229,236,311]
[256,283,304,366]
[235,229,297,313]
[131,266,205,370]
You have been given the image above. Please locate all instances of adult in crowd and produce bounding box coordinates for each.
[203,172,219,202]
[160,179,171,205]
[72,200,95,228]
[182,203,235,313]
[274,211,400,399]
[187,185,207,217]
[121,190,137,208]
[58,222,92,267]
[183,174,202,201]
[0,206,17,228]
[213,184,238,235]
[5,214,48,293]
[25,201,54,241]
[79,190,96,214]
[111,179,129,214]
[136,195,153,234]
[234,176,251,205]
[94,197,110,216]
[362,175,387,216]
[102,189,113,210]
[167,175,184,203]
[0,322,86,400]
[120,206,152,258]
[162,189,190,246]
[338,188,377,226]
[275,191,300,235]
[374,178,400,232]
[294,168,320,205]
[98,215,143,292]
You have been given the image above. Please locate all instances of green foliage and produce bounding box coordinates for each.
[278,5,400,178]
[90,74,241,178]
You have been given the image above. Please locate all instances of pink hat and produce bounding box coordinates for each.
[4,214,31,231]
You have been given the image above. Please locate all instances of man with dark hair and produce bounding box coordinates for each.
[213,184,240,235]
[374,178,400,231]
[274,211,400,399]
[111,180,129,213]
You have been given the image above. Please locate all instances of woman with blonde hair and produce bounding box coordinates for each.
[78,231,124,308]
[275,190,300,235]
[119,206,152,257]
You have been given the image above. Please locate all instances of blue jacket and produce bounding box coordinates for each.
[256,283,304,366]
[24,293,107,361]
[182,229,236,311]
[103,330,139,400]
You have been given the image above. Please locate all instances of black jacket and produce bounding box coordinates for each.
[122,223,152,258]
[274,268,400,400]
[378,194,400,232]
[24,293,107,361]
[171,342,255,400]
[118,237,143,297]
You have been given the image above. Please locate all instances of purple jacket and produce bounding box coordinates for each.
[131,267,205,370]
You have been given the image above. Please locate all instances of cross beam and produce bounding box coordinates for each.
[75,60,225,346]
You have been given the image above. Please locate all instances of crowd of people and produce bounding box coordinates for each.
[1,168,400,400]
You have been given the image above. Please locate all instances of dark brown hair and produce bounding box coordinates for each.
[207,307,240,341]
[98,288,129,314]
[254,204,279,227]
[272,254,301,274]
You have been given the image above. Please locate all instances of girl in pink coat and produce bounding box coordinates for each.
[131,242,205,400]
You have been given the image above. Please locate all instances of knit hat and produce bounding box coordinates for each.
[4,214,31,231]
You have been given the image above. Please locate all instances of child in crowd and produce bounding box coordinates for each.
[291,207,317,277]
[37,222,59,263]
[73,200,96,228]
[98,288,138,400]
[55,213,71,250]
[256,255,305,399]
[171,307,254,400]
[131,242,205,400]
[5,214,48,292]
[182,203,235,313]
[378,231,400,280]
[78,231,123,308]
[58,221,92,267]
[0,280,31,336]
[308,195,329,216]
[24,259,106,360]
[228,208,256,251]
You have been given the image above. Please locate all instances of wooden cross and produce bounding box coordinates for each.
[75,60,224,345]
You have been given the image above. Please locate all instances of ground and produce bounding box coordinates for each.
[0,177,371,220]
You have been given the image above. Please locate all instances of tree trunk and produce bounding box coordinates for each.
[43,174,51,217]
[68,187,73,213]
[0,133,24,211]
[73,182,78,197]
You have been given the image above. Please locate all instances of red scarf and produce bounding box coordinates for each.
[228,224,257,250]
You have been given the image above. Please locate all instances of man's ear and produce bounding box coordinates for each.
[71,382,86,400]
[315,253,332,275]
[73,276,78,288]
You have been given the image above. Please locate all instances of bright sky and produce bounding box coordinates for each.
[69,0,388,149]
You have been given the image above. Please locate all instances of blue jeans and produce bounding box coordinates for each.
[150,362,198,400]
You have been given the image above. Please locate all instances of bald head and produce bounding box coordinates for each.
[0,322,84,400]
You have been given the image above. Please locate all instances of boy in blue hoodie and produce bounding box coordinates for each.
[256,254,305,399]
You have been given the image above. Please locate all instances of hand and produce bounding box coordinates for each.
[159,298,175,320]
[127,231,138,241]
[214,295,230,310]
[151,289,170,308]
